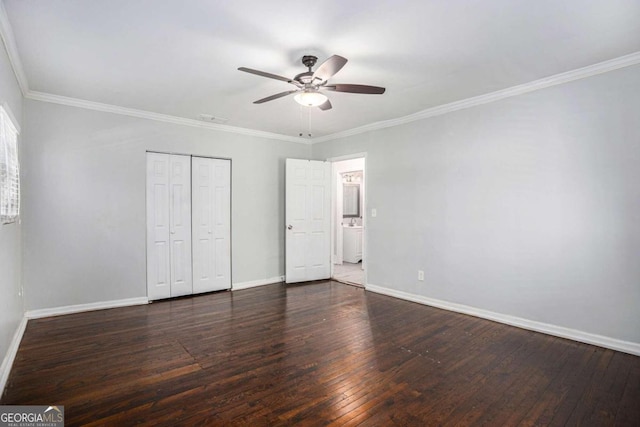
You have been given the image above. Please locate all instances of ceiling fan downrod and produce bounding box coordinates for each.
[301,55,318,71]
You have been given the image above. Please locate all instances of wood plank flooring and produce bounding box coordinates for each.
[2,281,639,426]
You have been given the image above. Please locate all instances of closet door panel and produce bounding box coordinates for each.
[192,158,214,293]
[212,160,231,289]
[169,154,193,297]
[146,153,171,300]
[192,157,231,293]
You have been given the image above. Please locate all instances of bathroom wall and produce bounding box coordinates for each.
[332,157,365,260]
[336,159,365,226]
[342,170,363,226]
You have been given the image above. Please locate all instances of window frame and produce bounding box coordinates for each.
[0,104,20,225]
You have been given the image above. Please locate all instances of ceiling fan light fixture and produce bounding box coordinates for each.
[294,90,328,107]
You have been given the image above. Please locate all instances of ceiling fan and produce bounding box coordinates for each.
[238,54,385,111]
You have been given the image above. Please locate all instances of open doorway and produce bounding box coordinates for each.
[331,156,365,287]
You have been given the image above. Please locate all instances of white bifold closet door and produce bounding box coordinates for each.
[192,157,231,293]
[146,153,193,300]
[147,153,231,301]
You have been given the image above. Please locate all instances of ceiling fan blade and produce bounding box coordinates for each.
[318,99,332,111]
[312,55,348,82]
[238,67,294,84]
[253,90,298,104]
[325,84,386,94]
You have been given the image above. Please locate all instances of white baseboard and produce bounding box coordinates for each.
[0,316,28,397]
[365,283,640,357]
[22,277,288,319]
[25,297,149,319]
[233,276,284,290]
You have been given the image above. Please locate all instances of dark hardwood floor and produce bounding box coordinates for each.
[2,281,639,426]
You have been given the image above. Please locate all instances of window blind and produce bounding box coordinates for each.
[0,106,19,224]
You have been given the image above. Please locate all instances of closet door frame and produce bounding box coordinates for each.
[146,151,232,301]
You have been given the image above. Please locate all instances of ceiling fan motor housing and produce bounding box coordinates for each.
[294,71,314,85]
[301,55,318,69]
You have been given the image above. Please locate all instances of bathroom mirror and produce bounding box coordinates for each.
[343,184,360,217]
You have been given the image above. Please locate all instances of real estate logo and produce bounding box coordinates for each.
[0,405,64,427]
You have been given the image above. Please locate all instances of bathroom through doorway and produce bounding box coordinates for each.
[330,156,365,287]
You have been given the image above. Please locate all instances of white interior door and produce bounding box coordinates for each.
[169,154,193,297]
[146,153,171,300]
[286,159,331,283]
[192,157,231,293]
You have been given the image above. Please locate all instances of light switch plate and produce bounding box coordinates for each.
[371,208,377,217]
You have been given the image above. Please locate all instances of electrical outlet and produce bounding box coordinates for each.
[418,270,425,281]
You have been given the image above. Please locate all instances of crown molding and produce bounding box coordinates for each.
[0,2,306,144]
[2,0,637,146]
[313,51,640,144]
[26,91,310,144]
[0,0,28,96]
[22,46,640,146]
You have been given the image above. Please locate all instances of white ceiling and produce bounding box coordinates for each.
[3,0,640,139]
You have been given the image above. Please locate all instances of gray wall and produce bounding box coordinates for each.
[22,100,310,310]
[0,42,23,364]
[312,64,640,344]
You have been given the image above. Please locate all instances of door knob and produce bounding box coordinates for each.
[287,225,293,230]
